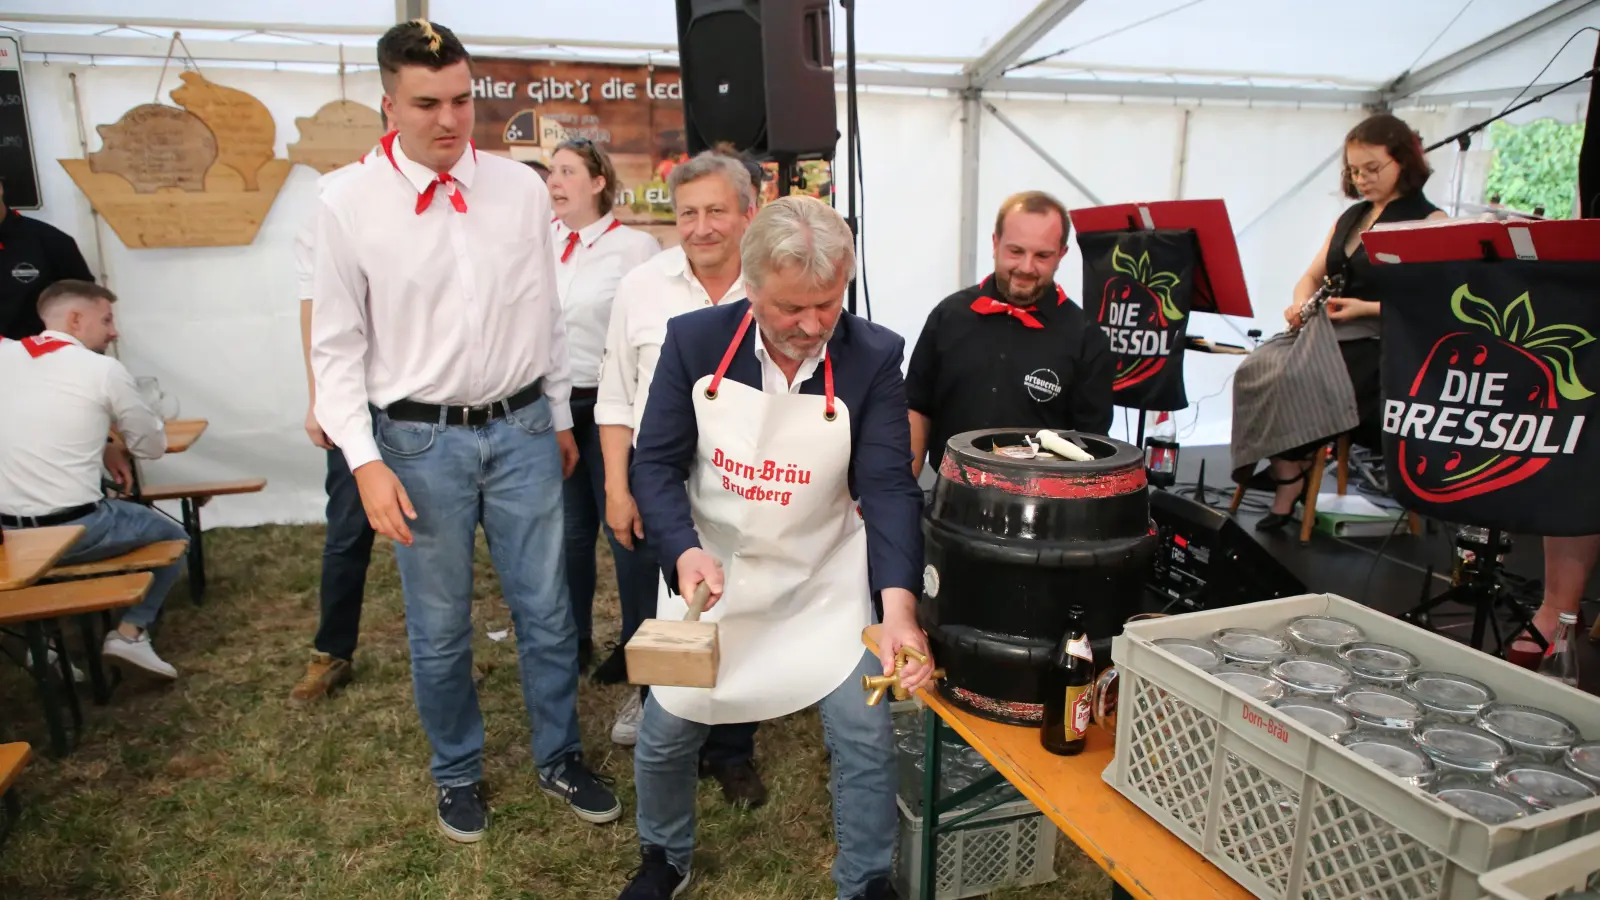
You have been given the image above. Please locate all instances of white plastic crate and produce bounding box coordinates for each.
[890,704,1058,900]
[894,794,1058,900]
[1107,593,1600,900]
[1479,829,1600,899]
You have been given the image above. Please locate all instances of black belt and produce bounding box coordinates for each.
[571,386,599,401]
[1,501,101,528]
[385,378,544,426]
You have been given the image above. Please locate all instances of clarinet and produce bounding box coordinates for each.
[1288,273,1346,335]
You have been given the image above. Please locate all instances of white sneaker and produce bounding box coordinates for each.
[102,630,177,679]
[611,690,644,746]
[23,647,86,683]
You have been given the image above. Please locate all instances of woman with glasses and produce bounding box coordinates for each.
[547,138,663,697]
[1243,113,1447,531]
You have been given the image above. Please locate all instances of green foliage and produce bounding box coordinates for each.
[1483,119,1585,219]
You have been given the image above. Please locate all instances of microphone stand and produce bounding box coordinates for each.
[1424,67,1599,156]
[840,0,859,315]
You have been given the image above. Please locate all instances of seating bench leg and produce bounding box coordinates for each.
[77,614,110,705]
[25,622,72,758]
[182,499,207,605]
[51,622,84,735]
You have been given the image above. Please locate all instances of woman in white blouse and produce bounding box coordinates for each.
[548,138,662,704]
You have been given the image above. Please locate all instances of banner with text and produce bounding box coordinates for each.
[469,57,832,233]
[1079,229,1195,411]
[1375,260,1600,534]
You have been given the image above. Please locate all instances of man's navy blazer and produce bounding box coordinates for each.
[630,298,925,602]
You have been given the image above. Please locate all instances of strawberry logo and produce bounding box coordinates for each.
[1097,245,1185,390]
[1387,284,1594,503]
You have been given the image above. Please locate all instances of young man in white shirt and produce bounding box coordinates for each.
[310,20,617,841]
[0,280,185,678]
[290,142,384,704]
[594,150,768,808]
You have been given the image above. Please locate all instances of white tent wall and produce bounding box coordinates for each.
[22,61,390,527]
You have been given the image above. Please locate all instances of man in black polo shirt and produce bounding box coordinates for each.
[907,190,1114,477]
[0,178,94,340]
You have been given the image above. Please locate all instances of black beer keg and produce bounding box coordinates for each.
[920,429,1156,726]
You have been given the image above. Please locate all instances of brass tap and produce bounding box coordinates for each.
[862,646,945,705]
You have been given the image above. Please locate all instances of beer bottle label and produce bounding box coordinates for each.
[1066,635,1093,664]
[1064,684,1091,739]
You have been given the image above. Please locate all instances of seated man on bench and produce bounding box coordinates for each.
[0,280,185,678]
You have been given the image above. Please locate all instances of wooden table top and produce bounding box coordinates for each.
[164,419,208,453]
[0,525,86,592]
[863,625,1250,900]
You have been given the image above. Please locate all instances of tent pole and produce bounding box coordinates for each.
[958,90,982,288]
[983,100,1104,206]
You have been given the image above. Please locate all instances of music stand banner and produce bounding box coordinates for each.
[1079,228,1197,411]
[1374,260,1600,535]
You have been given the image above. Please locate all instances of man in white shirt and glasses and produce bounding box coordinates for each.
[0,280,186,679]
[311,19,618,842]
[595,149,768,807]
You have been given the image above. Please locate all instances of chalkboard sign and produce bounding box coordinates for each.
[0,37,40,210]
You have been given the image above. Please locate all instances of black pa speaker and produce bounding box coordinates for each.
[674,0,838,160]
[1148,490,1307,612]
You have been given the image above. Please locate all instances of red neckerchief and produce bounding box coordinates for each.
[560,219,622,264]
[20,335,73,358]
[381,131,476,214]
[968,276,1068,329]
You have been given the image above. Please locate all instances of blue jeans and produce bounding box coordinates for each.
[634,650,895,897]
[315,447,375,660]
[51,500,189,628]
[375,399,582,787]
[561,396,658,646]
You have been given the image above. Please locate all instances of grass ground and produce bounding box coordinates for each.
[0,524,1110,899]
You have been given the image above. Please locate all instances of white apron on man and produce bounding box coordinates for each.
[652,313,872,725]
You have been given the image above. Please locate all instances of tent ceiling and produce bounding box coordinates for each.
[5,0,1598,103]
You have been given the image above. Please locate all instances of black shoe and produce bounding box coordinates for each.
[848,876,899,900]
[436,782,488,843]
[578,637,595,672]
[1255,510,1297,532]
[591,642,629,685]
[539,752,622,824]
[618,845,690,899]
[699,758,768,808]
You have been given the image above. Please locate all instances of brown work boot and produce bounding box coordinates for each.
[700,758,768,808]
[291,652,353,702]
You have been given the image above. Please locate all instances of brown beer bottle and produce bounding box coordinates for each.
[1040,606,1093,756]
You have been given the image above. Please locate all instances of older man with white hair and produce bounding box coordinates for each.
[617,196,929,900]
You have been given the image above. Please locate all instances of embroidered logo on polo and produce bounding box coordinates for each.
[11,262,39,284]
[711,447,812,507]
[1383,284,1592,503]
[1024,368,1061,403]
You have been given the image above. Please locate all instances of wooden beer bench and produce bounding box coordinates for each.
[0,573,153,757]
[0,742,30,849]
[133,479,265,604]
[862,625,1250,900]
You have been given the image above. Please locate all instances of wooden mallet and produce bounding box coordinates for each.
[625,581,719,688]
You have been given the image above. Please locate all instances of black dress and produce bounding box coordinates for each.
[1281,190,1439,459]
